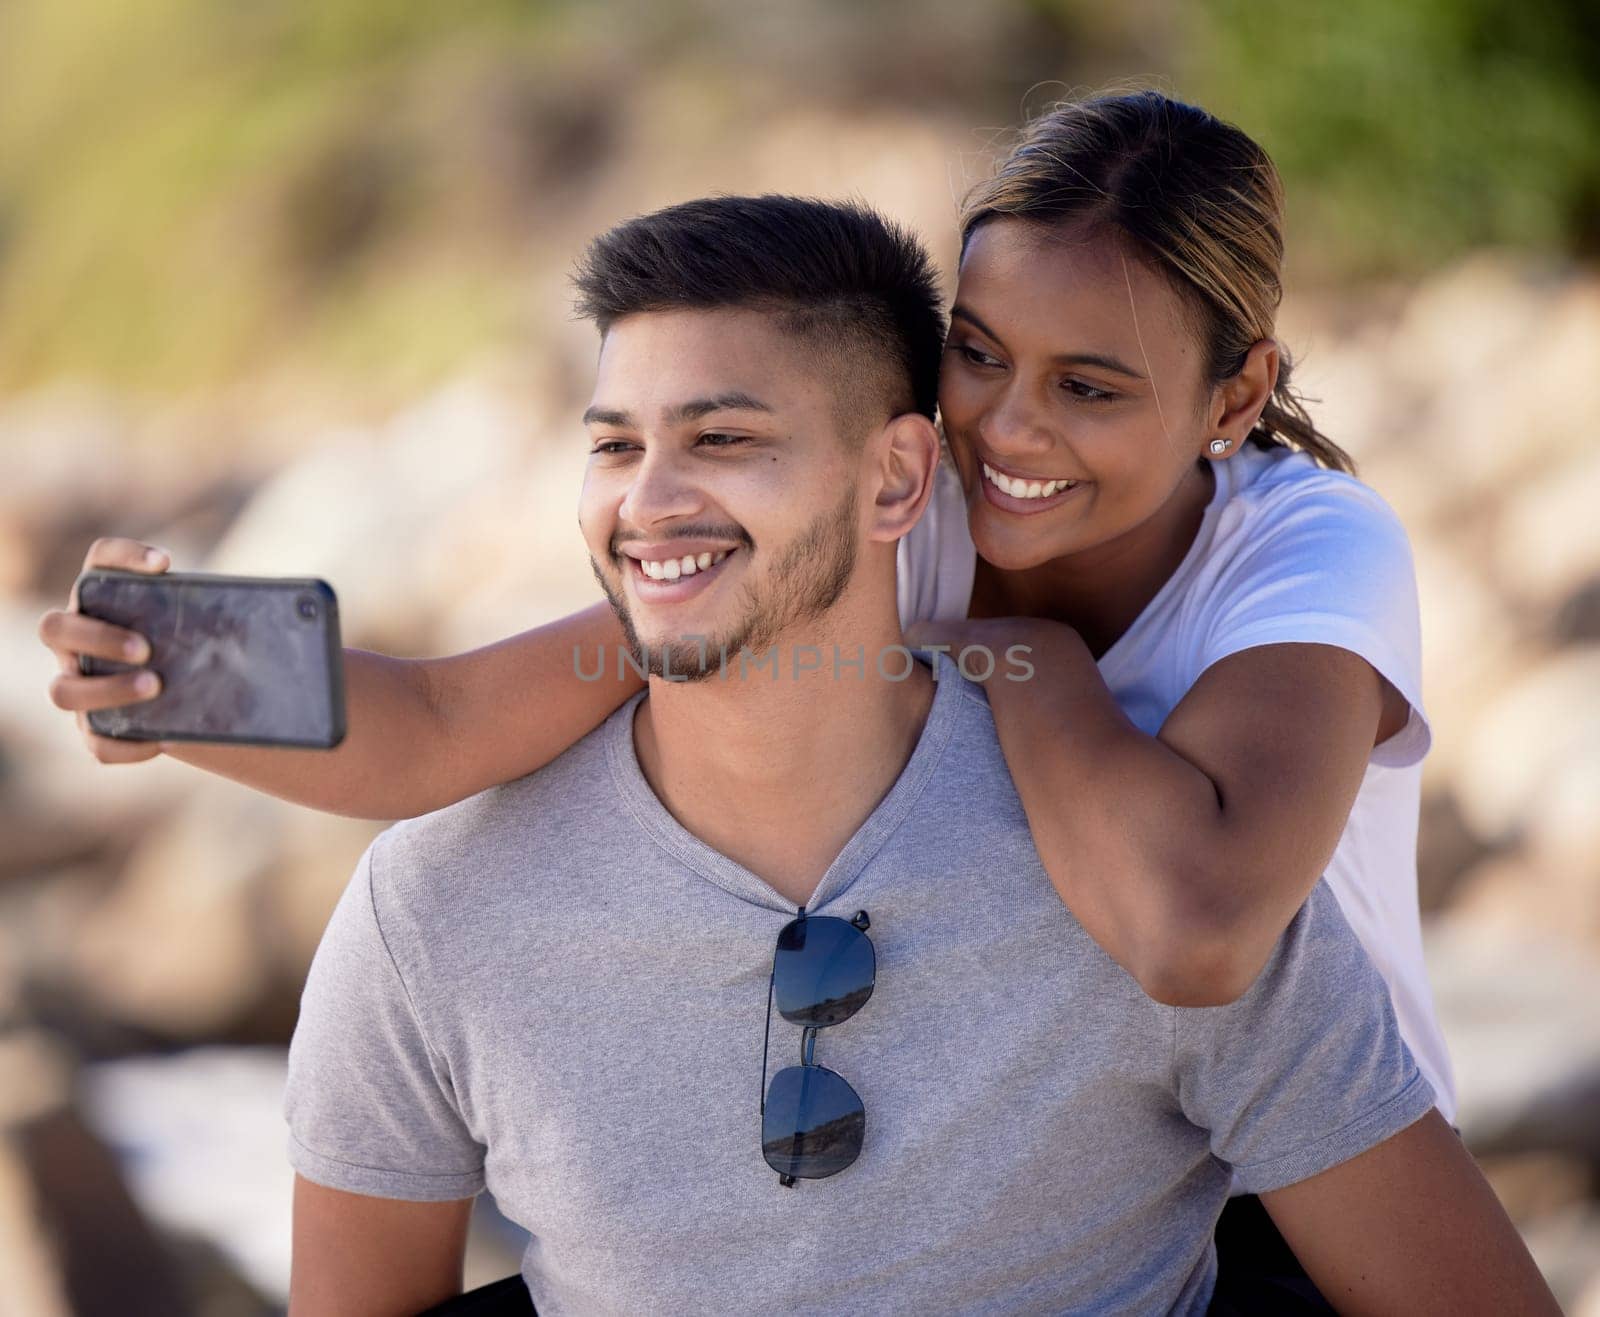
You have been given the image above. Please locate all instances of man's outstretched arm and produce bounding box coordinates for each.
[1262,1110,1558,1315]
[290,1175,474,1317]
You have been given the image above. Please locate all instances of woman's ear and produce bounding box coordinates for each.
[865,412,941,544]
[1205,339,1280,457]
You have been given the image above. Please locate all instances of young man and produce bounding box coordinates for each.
[283,197,1554,1315]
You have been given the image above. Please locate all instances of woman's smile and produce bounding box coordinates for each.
[976,457,1089,513]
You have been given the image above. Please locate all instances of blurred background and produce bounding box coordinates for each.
[2,0,1599,1311]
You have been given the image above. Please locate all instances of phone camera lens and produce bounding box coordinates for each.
[296,596,319,621]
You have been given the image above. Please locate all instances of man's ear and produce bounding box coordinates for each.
[1206,338,1279,454]
[865,412,941,544]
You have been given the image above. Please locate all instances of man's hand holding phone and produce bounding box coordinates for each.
[38,537,171,764]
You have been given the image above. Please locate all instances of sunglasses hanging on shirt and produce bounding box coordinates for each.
[759,908,875,1186]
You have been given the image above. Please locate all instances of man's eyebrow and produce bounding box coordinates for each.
[581,392,777,429]
[949,305,1146,380]
[666,392,776,424]
[582,406,633,427]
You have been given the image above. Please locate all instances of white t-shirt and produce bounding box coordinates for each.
[896,443,1457,1121]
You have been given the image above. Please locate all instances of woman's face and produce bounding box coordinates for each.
[937,218,1218,573]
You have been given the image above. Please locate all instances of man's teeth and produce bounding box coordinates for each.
[982,462,1079,499]
[638,549,731,581]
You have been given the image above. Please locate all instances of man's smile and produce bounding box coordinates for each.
[621,543,742,601]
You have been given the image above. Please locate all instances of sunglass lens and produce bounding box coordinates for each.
[772,916,875,1027]
[762,1064,865,1180]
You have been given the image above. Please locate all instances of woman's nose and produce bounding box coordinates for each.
[978,382,1056,456]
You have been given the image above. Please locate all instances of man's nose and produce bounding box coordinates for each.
[617,447,703,528]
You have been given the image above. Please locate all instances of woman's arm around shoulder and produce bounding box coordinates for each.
[912,616,1408,1007]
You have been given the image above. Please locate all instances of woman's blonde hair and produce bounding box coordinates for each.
[959,89,1354,475]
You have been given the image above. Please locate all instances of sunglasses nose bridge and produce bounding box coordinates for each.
[801,1026,819,1068]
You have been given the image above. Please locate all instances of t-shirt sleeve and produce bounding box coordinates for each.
[1197,475,1431,767]
[284,840,486,1201]
[1173,881,1436,1195]
[897,460,978,628]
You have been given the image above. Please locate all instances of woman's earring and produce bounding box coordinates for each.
[1208,438,1232,456]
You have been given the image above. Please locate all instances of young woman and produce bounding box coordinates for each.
[42,89,1455,1302]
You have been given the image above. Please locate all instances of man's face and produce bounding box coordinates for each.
[579,308,864,680]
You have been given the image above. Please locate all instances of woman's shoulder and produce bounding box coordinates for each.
[1215,442,1412,562]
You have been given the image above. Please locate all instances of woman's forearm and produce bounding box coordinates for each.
[982,621,1388,1005]
[417,599,642,808]
[168,601,642,820]
[983,629,1254,1002]
[164,648,464,819]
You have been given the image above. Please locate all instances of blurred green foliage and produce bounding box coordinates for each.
[1182,0,1600,277]
[0,0,564,393]
[0,0,1596,394]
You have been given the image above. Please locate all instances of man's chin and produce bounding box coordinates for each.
[632,634,730,682]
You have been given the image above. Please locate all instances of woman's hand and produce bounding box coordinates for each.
[37,537,170,764]
[904,616,1079,685]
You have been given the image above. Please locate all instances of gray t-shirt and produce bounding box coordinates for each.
[285,656,1434,1315]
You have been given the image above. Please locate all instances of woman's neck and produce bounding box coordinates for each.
[969,460,1215,659]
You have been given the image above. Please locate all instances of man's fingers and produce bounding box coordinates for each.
[49,669,162,713]
[81,538,170,574]
[38,609,151,665]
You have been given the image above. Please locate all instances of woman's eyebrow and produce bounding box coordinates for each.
[949,305,1146,380]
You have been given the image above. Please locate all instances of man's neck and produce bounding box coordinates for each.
[632,611,935,909]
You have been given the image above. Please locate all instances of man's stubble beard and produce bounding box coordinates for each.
[590,481,860,683]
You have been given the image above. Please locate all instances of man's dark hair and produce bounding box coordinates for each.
[572,195,945,424]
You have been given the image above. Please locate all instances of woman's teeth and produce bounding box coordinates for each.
[982,462,1078,500]
[638,549,731,581]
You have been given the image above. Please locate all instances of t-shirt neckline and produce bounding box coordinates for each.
[604,652,964,914]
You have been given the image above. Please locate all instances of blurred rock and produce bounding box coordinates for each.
[0,383,129,523]
[0,792,118,881]
[1429,915,1600,1162]
[1493,447,1600,617]
[1450,852,1600,950]
[0,1140,72,1317]
[62,779,376,1041]
[1523,1203,1600,1316]
[1410,539,1525,785]
[79,1046,524,1303]
[82,1048,295,1306]
[1415,788,1496,914]
[63,783,280,1039]
[1396,261,1600,512]
[0,383,245,601]
[1480,1151,1595,1227]
[0,1030,72,1129]
[1453,650,1600,905]
[423,442,599,652]
[0,1030,192,1316]
[1555,577,1600,646]
[205,373,529,654]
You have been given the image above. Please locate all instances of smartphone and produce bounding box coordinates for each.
[76,569,346,748]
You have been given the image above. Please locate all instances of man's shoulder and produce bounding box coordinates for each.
[373,702,627,888]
